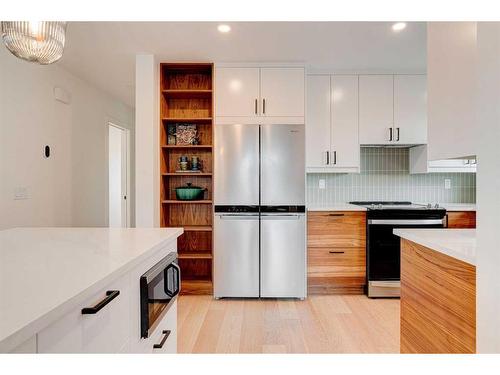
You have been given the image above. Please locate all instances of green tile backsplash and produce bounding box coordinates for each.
[307,148,476,205]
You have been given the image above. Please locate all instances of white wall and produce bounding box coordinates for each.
[0,46,135,229]
[476,22,500,353]
[135,54,159,228]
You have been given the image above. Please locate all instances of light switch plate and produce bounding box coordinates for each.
[444,179,451,190]
[319,179,326,189]
[14,186,30,200]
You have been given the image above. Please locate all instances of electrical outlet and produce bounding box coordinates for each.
[14,186,30,200]
[444,179,451,190]
[319,179,326,189]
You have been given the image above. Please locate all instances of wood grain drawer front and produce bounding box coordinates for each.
[308,247,365,277]
[447,211,476,228]
[308,211,366,248]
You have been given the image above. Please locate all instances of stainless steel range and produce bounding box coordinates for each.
[350,201,447,298]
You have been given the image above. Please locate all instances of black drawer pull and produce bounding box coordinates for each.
[81,290,120,314]
[328,213,345,217]
[329,251,345,254]
[153,330,171,349]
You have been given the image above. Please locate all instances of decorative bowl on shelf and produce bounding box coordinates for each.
[175,183,205,201]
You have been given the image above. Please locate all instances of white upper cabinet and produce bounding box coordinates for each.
[306,75,360,173]
[427,22,477,160]
[331,75,360,168]
[215,67,260,118]
[394,75,427,144]
[359,74,427,145]
[260,67,305,117]
[359,75,394,145]
[306,75,331,168]
[215,65,305,124]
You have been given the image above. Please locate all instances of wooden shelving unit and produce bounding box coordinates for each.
[160,63,214,295]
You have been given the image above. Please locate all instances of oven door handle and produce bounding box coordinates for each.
[368,219,445,225]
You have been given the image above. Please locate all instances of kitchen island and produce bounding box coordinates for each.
[0,227,183,353]
[394,229,476,353]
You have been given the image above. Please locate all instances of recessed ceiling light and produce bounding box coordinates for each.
[392,22,407,32]
[217,24,231,33]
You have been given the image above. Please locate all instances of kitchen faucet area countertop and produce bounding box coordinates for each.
[0,227,183,352]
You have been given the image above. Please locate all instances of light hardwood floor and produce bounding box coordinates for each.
[178,295,400,353]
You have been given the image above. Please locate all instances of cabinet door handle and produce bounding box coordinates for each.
[329,251,345,254]
[328,213,345,217]
[153,330,171,349]
[333,151,337,165]
[396,127,400,141]
[255,98,258,114]
[81,290,120,314]
[389,127,393,141]
[263,98,266,114]
[326,151,330,165]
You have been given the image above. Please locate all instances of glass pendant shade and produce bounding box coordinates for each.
[1,21,67,65]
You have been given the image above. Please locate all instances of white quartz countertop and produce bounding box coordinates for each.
[307,204,367,212]
[393,228,476,265]
[0,227,183,351]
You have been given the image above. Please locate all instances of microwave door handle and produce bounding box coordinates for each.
[165,262,181,297]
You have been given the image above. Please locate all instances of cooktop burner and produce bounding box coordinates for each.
[349,201,443,210]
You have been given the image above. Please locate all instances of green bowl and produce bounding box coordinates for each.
[175,183,205,201]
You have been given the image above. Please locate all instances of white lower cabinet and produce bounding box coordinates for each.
[38,272,131,353]
[37,246,178,354]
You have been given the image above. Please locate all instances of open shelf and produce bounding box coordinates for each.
[183,226,212,232]
[162,117,212,123]
[180,280,213,295]
[162,172,212,176]
[162,200,212,204]
[178,252,213,260]
[162,89,212,99]
[161,145,212,149]
[160,62,214,296]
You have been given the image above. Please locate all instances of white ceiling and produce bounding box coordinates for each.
[59,22,427,107]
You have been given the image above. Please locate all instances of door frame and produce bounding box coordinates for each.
[107,121,131,227]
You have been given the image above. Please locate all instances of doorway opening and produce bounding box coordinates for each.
[108,122,130,227]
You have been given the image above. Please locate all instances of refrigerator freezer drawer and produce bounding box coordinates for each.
[260,214,306,298]
[214,214,260,298]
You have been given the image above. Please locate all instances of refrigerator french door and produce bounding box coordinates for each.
[260,212,306,298]
[214,123,306,299]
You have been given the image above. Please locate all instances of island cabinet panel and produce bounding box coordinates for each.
[446,211,476,228]
[38,272,131,354]
[307,211,366,294]
[400,239,476,353]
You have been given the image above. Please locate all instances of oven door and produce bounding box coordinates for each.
[140,254,180,338]
[367,218,445,286]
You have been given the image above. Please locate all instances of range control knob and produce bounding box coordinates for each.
[426,203,432,209]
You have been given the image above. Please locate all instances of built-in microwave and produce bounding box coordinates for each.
[140,253,180,338]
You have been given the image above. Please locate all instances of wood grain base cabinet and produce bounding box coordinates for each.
[446,211,476,228]
[400,239,476,353]
[307,212,366,294]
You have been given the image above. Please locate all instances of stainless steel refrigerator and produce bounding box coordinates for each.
[213,124,306,299]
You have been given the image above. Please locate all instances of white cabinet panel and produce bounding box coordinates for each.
[394,75,427,144]
[409,145,476,173]
[215,67,260,118]
[331,75,360,168]
[38,273,130,353]
[9,336,37,353]
[359,75,394,145]
[151,302,177,354]
[260,67,305,117]
[427,22,477,160]
[306,75,330,168]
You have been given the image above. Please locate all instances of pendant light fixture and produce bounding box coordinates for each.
[1,21,67,65]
